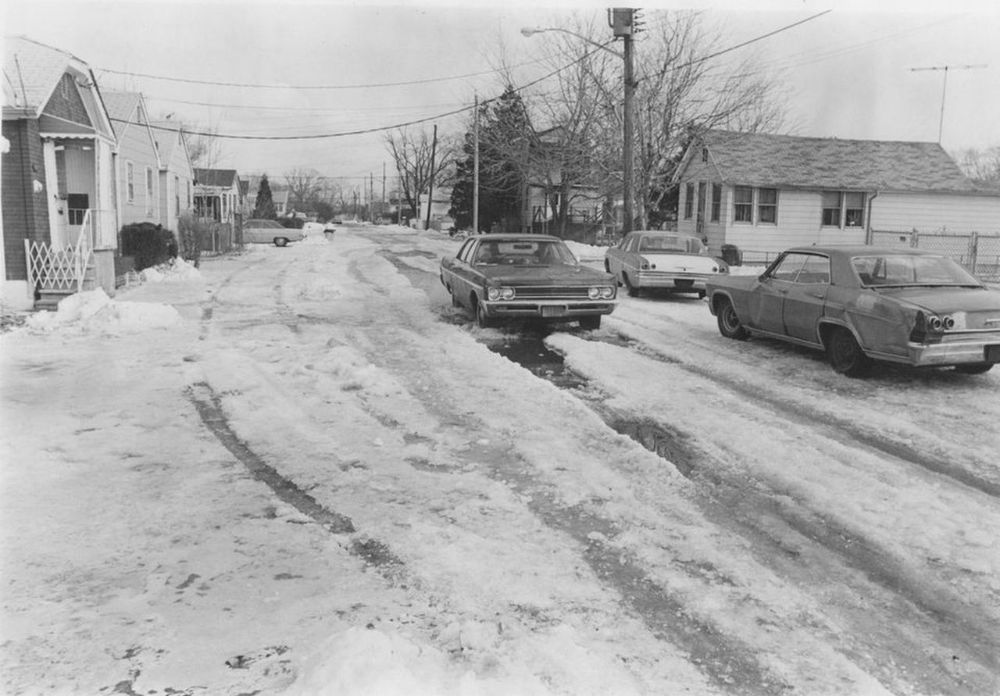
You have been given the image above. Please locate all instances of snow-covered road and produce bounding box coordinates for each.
[1,224,997,695]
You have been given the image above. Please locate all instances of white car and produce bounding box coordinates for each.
[242,219,304,247]
[604,230,728,297]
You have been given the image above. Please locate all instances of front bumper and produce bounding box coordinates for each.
[483,300,616,320]
[907,336,1000,366]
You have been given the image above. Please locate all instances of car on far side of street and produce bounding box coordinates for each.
[440,234,617,330]
[706,245,1000,377]
[604,230,729,297]
[242,219,305,247]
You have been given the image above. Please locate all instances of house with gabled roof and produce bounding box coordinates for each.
[104,90,162,230]
[193,167,242,252]
[151,120,195,232]
[674,130,1000,262]
[2,35,119,307]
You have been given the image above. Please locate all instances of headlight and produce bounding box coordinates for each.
[588,287,600,299]
[600,286,615,299]
[487,287,515,301]
[589,286,615,299]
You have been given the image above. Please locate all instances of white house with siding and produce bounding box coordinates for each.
[150,120,194,232]
[103,91,161,231]
[674,130,1000,261]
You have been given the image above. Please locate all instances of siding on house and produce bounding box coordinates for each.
[870,192,1000,235]
[1,119,49,281]
[106,95,160,227]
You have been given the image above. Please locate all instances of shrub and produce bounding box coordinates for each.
[120,222,177,272]
[177,213,210,267]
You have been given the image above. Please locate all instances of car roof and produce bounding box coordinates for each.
[784,245,944,257]
[471,234,563,242]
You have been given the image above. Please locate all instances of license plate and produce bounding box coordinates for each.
[541,306,567,317]
[985,345,1000,362]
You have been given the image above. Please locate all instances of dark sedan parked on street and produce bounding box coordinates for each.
[706,245,1000,376]
[440,234,617,329]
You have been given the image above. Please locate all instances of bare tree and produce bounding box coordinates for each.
[954,146,1000,184]
[183,122,225,169]
[283,168,324,214]
[384,127,456,220]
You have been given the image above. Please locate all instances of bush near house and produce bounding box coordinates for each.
[177,213,210,268]
[120,222,178,272]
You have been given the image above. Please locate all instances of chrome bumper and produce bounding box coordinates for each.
[484,300,616,319]
[635,272,710,289]
[908,338,1000,366]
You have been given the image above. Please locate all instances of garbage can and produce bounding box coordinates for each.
[721,244,742,267]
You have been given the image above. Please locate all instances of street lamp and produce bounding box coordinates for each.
[521,15,635,235]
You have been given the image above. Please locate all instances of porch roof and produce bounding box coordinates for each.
[696,130,980,194]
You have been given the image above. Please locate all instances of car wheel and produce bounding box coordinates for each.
[622,272,640,297]
[716,298,748,340]
[274,237,289,247]
[954,363,994,374]
[579,315,601,330]
[475,299,494,328]
[826,327,870,377]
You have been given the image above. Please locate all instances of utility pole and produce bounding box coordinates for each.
[369,173,374,221]
[473,94,480,234]
[610,8,636,235]
[425,124,438,231]
[381,162,386,221]
[910,64,987,143]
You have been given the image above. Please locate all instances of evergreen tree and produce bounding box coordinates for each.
[450,86,532,233]
[252,174,277,219]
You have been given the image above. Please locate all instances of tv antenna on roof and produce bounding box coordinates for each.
[909,64,987,143]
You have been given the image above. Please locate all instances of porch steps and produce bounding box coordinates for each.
[33,261,98,311]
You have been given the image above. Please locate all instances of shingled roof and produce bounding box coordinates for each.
[102,91,142,138]
[194,168,239,188]
[697,130,978,194]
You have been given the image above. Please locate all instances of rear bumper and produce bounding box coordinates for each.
[484,300,616,320]
[907,338,1000,366]
[635,272,712,290]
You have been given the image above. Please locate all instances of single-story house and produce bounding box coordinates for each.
[151,120,195,233]
[674,130,1000,263]
[2,35,119,308]
[104,91,161,231]
[193,167,242,253]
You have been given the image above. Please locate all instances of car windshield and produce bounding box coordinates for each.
[638,235,704,254]
[851,254,980,287]
[474,240,578,266]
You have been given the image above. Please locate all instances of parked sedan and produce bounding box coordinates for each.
[242,219,304,247]
[440,234,617,329]
[605,231,728,297]
[706,245,1000,376]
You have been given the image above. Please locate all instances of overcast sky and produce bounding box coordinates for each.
[4,0,998,194]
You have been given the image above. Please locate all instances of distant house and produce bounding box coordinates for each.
[1,35,119,308]
[193,167,241,252]
[674,130,1000,262]
[417,188,454,231]
[151,120,195,232]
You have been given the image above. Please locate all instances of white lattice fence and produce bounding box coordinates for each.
[24,223,94,294]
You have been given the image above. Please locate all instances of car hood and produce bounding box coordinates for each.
[873,286,1000,314]
[479,265,615,285]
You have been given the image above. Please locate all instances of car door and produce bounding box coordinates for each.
[781,253,830,344]
[748,252,807,334]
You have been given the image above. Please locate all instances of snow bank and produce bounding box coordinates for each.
[563,240,606,263]
[140,257,202,283]
[25,288,180,334]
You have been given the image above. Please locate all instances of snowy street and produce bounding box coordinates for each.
[1,224,998,696]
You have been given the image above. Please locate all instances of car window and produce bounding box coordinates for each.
[852,254,979,286]
[768,253,808,281]
[793,255,831,284]
[456,238,476,263]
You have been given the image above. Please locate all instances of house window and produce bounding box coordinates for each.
[684,183,694,219]
[145,167,154,215]
[175,175,181,216]
[734,186,753,223]
[126,162,135,202]
[701,147,709,163]
[844,192,865,227]
[757,188,778,224]
[821,191,842,226]
[711,184,721,222]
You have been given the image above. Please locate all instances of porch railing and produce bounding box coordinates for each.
[24,211,95,295]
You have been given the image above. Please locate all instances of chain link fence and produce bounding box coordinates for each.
[870,230,1000,282]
